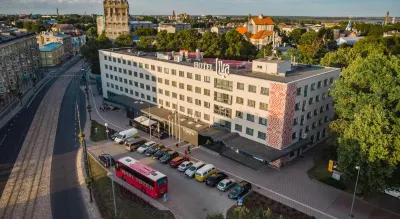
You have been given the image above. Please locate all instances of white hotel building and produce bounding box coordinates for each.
[99,49,340,168]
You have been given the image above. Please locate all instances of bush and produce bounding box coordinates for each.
[319,177,346,190]
[207,212,225,219]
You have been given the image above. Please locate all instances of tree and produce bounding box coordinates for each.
[330,53,400,194]
[317,28,334,43]
[297,31,324,64]
[288,28,307,44]
[115,33,133,47]
[81,33,113,74]
[176,29,201,51]
[197,31,222,57]
[137,36,155,52]
[87,27,97,38]
[320,47,356,68]
[224,29,256,60]
[140,16,158,24]
[134,27,157,36]
[256,43,273,58]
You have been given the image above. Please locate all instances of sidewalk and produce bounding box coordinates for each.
[85,83,400,219]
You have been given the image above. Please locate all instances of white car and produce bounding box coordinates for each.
[136,141,156,154]
[385,188,400,198]
[178,161,193,172]
[217,179,236,192]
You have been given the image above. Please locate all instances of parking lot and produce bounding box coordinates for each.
[89,138,238,219]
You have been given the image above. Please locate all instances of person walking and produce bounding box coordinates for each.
[184,149,188,156]
[187,145,191,155]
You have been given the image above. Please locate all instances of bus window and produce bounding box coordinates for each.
[157,177,167,186]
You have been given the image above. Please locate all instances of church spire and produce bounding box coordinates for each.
[346,15,352,31]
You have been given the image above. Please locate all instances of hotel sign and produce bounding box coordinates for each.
[194,58,230,77]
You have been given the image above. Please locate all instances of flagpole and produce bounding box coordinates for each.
[178,102,181,142]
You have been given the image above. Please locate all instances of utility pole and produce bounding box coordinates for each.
[76,103,93,202]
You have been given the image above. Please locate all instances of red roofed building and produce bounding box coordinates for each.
[236,14,280,50]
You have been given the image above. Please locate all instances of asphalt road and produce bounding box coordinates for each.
[50,67,88,219]
[0,59,80,196]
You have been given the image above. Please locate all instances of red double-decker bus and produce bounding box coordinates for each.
[115,156,168,198]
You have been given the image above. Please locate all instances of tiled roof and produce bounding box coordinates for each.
[252,17,274,25]
[249,30,273,39]
[236,26,247,34]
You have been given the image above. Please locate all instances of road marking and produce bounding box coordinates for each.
[0,135,6,146]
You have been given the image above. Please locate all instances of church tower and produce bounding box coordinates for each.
[345,16,352,31]
[103,0,130,40]
[385,11,389,25]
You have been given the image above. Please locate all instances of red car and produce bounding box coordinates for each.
[169,156,189,168]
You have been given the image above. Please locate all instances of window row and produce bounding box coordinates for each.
[104,69,156,82]
[158,99,210,121]
[234,124,266,140]
[296,77,335,97]
[235,111,268,126]
[106,82,157,103]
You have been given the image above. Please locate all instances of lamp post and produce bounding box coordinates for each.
[349,165,361,218]
[87,105,92,121]
[107,172,118,217]
[105,123,109,140]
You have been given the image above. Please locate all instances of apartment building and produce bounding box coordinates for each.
[37,31,73,60]
[0,30,40,108]
[99,48,340,168]
[157,23,191,33]
[39,42,64,67]
[129,21,156,32]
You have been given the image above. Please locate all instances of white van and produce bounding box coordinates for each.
[185,161,205,178]
[114,128,138,144]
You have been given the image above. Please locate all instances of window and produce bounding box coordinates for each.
[134,72,138,77]
[246,113,254,122]
[235,124,242,132]
[324,79,328,86]
[107,82,110,87]
[159,99,163,105]
[105,64,108,69]
[187,85,192,91]
[113,57,116,62]
[204,114,210,121]
[317,81,322,88]
[172,81,177,87]
[118,68,122,73]
[260,87,269,96]
[195,74,201,81]
[104,55,107,60]
[106,73,109,78]
[140,73,144,79]
[171,69,176,75]
[179,94,185,101]
[292,132,297,140]
[128,60,131,65]
[135,91,139,97]
[128,70,132,76]
[144,64,149,69]
[214,78,233,91]
[304,85,308,97]
[130,89,133,94]
[179,71,184,77]
[214,105,232,118]
[124,78,127,84]
[172,92,177,99]
[179,83,184,89]
[258,132,266,140]
[329,77,334,84]
[324,116,329,123]
[204,89,210,96]
[152,76,156,82]
[236,111,243,118]
[166,101,170,107]
[247,100,255,108]
[296,87,302,96]
[153,97,157,103]
[310,83,315,91]
[133,62,137,67]
[316,95,320,102]
[307,112,312,119]
[147,95,151,101]
[134,82,138,87]
[214,92,232,105]
[152,86,156,92]
[111,84,114,88]
[204,76,210,83]
[195,87,201,94]
[187,97,192,103]
[204,101,210,108]
[295,103,300,111]
[158,89,163,94]
[301,115,305,125]
[180,106,185,112]
[165,90,170,96]
[117,58,121,63]
[164,68,169,74]
[293,118,298,126]
[259,102,269,111]
[246,128,254,136]
[195,99,201,106]
[326,103,330,110]
[309,97,314,105]
[157,66,162,72]
[236,97,244,105]
[187,108,193,116]
[320,106,325,113]
[237,83,244,90]
[145,74,150,80]
[248,85,256,93]
[322,92,327,100]
[123,69,127,74]
[187,72,193,79]
[119,77,122,82]
[259,117,267,126]
[151,65,155,71]
[164,79,170,85]
[140,83,144,89]
[305,126,310,133]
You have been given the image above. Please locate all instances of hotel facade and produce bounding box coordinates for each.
[99,49,340,168]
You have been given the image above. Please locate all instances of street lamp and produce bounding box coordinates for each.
[105,123,109,140]
[107,172,118,217]
[349,165,361,218]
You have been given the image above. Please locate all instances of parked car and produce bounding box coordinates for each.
[153,148,171,160]
[124,138,146,152]
[170,156,189,168]
[217,179,236,192]
[206,172,228,187]
[98,154,115,167]
[178,161,193,172]
[184,162,205,178]
[160,151,179,164]
[110,133,118,140]
[137,141,157,154]
[228,181,252,199]
[144,144,165,156]
[385,188,400,198]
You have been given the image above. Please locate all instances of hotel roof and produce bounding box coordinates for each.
[40,42,62,52]
[101,48,339,83]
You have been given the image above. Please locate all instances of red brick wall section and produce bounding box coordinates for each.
[266,83,296,149]
[270,155,291,168]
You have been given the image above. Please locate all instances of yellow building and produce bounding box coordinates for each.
[39,42,64,67]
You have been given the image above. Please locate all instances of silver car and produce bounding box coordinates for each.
[178,161,193,172]
[217,179,236,192]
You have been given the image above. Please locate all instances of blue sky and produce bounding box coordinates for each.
[0,0,398,17]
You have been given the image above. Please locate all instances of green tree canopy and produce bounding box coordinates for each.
[288,28,307,44]
[256,43,273,58]
[86,27,97,38]
[197,31,222,57]
[330,52,400,193]
[134,27,157,36]
[176,29,201,51]
[224,29,256,60]
[320,47,356,68]
[115,33,133,47]
[297,31,324,64]
[81,33,113,74]
[137,36,155,52]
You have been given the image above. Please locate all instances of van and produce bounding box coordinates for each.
[125,138,147,151]
[185,162,205,178]
[114,128,138,144]
[195,164,216,182]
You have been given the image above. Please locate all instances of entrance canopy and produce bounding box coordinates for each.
[141,119,157,127]
[108,95,155,110]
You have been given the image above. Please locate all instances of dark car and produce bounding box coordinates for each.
[160,151,179,164]
[169,156,189,168]
[144,144,164,156]
[110,133,118,141]
[205,172,228,187]
[228,181,252,199]
[98,154,115,167]
[153,148,171,160]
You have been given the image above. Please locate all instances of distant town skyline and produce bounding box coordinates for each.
[0,0,398,17]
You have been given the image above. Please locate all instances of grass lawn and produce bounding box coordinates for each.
[226,191,315,219]
[90,120,109,142]
[89,156,175,219]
